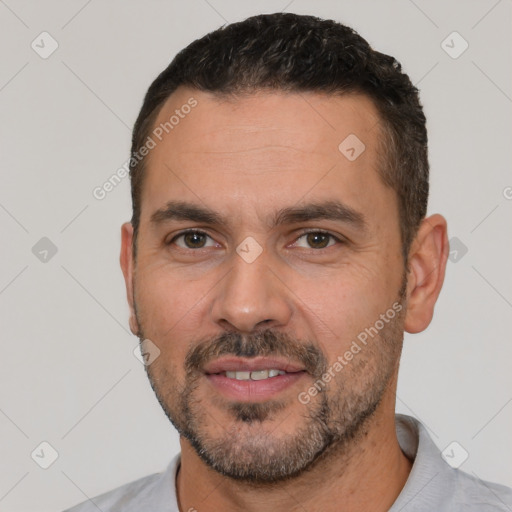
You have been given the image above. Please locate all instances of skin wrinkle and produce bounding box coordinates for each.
[180,144,316,154]
[120,86,448,512]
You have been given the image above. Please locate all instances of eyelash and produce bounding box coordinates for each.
[167,229,344,250]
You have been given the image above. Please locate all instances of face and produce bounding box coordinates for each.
[123,87,408,483]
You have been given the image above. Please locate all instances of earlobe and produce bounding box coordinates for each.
[404,214,449,334]
[120,222,140,336]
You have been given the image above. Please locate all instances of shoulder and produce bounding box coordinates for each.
[63,472,162,512]
[448,468,512,511]
[65,473,161,512]
[393,415,512,511]
[396,467,512,512]
[62,455,180,512]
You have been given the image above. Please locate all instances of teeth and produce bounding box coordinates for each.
[251,370,269,380]
[223,369,286,380]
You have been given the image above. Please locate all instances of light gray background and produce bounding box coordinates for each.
[0,1,511,511]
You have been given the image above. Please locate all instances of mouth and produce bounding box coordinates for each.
[217,369,287,380]
[203,356,307,401]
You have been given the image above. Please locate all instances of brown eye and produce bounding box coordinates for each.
[306,232,330,249]
[294,231,340,250]
[171,230,216,249]
[183,232,206,248]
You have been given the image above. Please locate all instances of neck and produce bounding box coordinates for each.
[176,387,412,512]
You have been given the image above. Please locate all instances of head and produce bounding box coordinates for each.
[120,13,448,483]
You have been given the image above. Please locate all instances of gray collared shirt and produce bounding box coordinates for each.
[64,414,512,511]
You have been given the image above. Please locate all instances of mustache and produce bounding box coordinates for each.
[184,329,327,378]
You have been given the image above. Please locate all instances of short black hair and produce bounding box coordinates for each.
[129,12,429,264]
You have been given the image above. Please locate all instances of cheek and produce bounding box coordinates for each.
[134,264,209,346]
[290,265,397,353]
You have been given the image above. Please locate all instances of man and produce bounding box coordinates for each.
[65,12,512,512]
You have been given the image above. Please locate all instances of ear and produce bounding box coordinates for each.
[120,222,140,336]
[404,214,449,334]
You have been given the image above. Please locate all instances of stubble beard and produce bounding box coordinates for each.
[135,287,406,485]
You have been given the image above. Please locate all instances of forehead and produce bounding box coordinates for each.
[139,86,394,231]
[151,86,381,157]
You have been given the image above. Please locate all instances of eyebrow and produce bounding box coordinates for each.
[150,199,367,232]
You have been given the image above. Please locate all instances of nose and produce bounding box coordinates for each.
[210,250,293,334]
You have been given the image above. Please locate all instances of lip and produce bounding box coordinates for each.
[203,356,307,402]
[206,371,306,401]
[203,356,305,375]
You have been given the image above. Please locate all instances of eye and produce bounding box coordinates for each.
[293,230,342,250]
[169,230,218,249]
